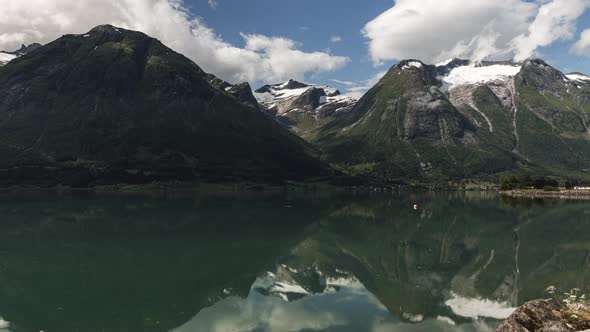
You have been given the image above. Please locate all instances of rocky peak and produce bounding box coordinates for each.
[253,79,356,135]
[327,89,341,97]
[521,58,567,82]
[0,43,43,66]
[3,43,42,56]
[255,79,309,94]
[226,82,260,110]
[202,74,260,110]
[391,59,444,89]
[254,79,355,114]
[205,74,232,91]
[89,24,122,33]
[435,58,470,75]
[278,79,309,90]
[84,25,133,44]
[395,59,426,71]
[517,58,572,95]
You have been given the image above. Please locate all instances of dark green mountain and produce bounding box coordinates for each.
[312,59,590,184]
[0,25,329,187]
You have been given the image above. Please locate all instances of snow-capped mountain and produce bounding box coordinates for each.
[432,57,590,94]
[253,79,356,135]
[251,264,364,302]
[428,58,590,133]
[0,43,42,66]
[312,57,590,182]
[255,79,355,116]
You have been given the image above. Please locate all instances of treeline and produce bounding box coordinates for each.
[500,175,580,191]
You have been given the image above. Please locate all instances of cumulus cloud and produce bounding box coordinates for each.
[240,33,350,83]
[208,0,218,9]
[512,0,590,61]
[572,28,590,55]
[0,0,349,84]
[363,0,590,64]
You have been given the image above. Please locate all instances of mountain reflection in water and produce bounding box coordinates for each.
[0,190,588,332]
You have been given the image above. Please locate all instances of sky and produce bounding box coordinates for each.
[2,0,590,98]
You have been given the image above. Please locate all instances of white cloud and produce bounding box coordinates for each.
[336,71,387,99]
[572,28,590,55]
[208,0,217,9]
[512,0,590,61]
[363,0,590,65]
[329,79,356,87]
[0,0,349,85]
[330,36,342,43]
[239,33,350,83]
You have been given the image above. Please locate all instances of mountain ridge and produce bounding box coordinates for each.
[253,79,356,137]
[2,24,590,186]
[310,57,590,183]
[0,24,331,187]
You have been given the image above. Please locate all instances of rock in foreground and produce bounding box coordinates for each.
[496,300,590,332]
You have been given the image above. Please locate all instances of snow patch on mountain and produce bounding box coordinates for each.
[441,64,522,91]
[254,79,356,116]
[0,52,16,66]
[566,73,590,82]
[402,61,424,70]
[251,266,368,303]
[436,58,454,67]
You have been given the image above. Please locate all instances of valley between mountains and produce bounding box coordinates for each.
[1,25,590,187]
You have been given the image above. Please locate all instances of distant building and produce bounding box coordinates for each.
[574,184,590,190]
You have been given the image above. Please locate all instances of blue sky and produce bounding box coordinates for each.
[181,0,590,95]
[184,0,393,91]
[180,0,395,91]
[3,0,590,98]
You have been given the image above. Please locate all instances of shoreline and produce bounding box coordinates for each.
[500,189,590,200]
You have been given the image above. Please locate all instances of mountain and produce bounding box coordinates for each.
[254,79,356,137]
[4,43,43,56]
[0,25,330,187]
[0,52,15,66]
[0,43,42,66]
[312,58,590,183]
[203,74,261,111]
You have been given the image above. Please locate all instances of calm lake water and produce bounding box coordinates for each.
[0,190,589,332]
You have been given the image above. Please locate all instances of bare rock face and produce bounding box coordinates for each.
[496,300,570,332]
[517,59,569,95]
[226,82,260,110]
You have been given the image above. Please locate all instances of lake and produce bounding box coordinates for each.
[0,190,588,332]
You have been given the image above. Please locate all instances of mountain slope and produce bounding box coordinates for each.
[313,59,590,183]
[513,59,590,173]
[0,25,329,186]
